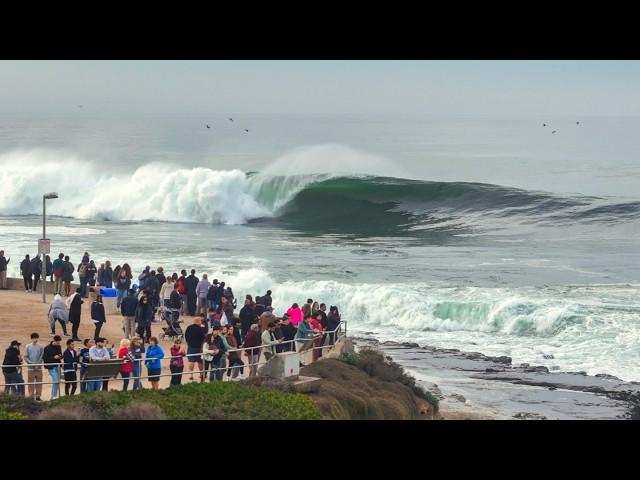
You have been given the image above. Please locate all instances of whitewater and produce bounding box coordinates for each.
[1,113,639,383]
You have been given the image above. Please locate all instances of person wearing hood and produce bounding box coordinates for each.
[196,273,211,315]
[43,335,63,399]
[67,288,84,341]
[259,306,276,333]
[20,254,32,292]
[3,340,25,396]
[91,295,106,340]
[0,250,10,290]
[135,294,154,343]
[48,294,69,337]
[185,269,199,316]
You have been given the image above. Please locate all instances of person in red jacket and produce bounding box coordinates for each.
[176,270,187,315]
[118,338,133,391]
[310,313,324,362]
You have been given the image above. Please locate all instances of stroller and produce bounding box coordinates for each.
[159,306,183,341]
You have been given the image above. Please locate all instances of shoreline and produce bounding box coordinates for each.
[353,337,640,420]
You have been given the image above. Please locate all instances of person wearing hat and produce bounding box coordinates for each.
[2,340,25,396]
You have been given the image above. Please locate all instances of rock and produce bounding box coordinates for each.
[519,363,530,368]
[450,393,467,403]
[550,365,560,371]
[402,342,420,348]
[525,366,549,373]
[488,355,512,365]
[485,368,505,373]
[513,412,548,420]
[595,374,621,381]
[324,337,355,359]
[542,354,555,359]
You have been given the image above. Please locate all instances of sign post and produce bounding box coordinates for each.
[39,239,50,303]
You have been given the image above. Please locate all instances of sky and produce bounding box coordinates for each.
[0,60,639,116]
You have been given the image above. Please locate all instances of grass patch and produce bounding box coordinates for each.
[0,382,322,420]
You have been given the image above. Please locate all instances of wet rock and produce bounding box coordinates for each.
[402,342,420,348]
[485,368,505,373]
[520,363,530,368]
[525,366,549,373]
[514,412,548,420]
[450,393,467,403]
[548,387,557,391]
[550,365,560,371]
[488,355,512,365]
[595,374,621,381]
[542,354,555,359]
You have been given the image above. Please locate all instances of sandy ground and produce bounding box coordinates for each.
[0,288,279,401]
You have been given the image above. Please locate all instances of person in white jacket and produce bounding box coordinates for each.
[159,275,175,308]
[195,273,211,315]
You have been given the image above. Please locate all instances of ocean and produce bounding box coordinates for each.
[1,112,639,381]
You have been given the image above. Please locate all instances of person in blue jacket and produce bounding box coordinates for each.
[145,337,164,390]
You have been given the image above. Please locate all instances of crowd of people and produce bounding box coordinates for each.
[1,250,343,399]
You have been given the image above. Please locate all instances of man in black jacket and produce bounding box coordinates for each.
[184,317,205,381]
[280,314,296,352]
[239,298,257,342]
[0,250,10,290]
[120,289,138,339]
[20,254,32,292]
[43,336,63,400]
[2,340,25,395]
[69,288,84,341]
[184,269,199,317]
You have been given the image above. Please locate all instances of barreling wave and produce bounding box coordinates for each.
[1,149,638,236]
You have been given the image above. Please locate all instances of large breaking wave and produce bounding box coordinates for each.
[1,148,638,237]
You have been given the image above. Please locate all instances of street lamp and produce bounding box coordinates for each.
[42,192,58,303]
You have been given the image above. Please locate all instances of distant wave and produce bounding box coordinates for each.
[1,149,638,237]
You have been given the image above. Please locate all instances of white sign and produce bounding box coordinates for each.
[38,239,50,255]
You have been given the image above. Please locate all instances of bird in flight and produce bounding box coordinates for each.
[552,130,557,134]
[576,121,580,125]
[228,118,234,122]
[244,129,249,133]
[78,105,83,108]
[543,123,547,127]
[206,124,211,129]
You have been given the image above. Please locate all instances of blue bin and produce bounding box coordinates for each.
[100,288,117,297]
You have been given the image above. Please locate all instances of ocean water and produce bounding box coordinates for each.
[1,113,639,380]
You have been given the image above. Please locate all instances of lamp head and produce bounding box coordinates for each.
[43,192,59,199]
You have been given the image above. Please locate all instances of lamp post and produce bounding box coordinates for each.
[42,192,58,303]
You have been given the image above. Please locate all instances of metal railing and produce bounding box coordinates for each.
[0,321,347,393]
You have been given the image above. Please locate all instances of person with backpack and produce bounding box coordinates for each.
[43,335,63,400]
[91,295,106,340]
[20,254,32,292]
[62,256,74,297]
[77,257,89,298]
[52,253,64,294]
[31,254,42,293]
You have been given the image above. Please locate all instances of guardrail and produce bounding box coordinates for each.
[0,321,347,392]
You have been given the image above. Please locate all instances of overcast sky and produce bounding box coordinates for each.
[1,60,639,115]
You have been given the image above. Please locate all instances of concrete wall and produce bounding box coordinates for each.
[5,277,79,294]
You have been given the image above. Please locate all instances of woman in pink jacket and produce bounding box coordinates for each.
[286,303,303,326]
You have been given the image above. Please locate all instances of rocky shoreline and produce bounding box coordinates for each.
[353,337,640,420]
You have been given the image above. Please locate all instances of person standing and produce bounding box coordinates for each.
[45,255,53,282]
[77,257,89,298]
[185,269,199,316]
[43,335,63,400]
[62,339,79,395]
[144,270,160,311]
[225,324,243,379]
[135,294,154,344]
[155,267,166,290]
[137,266,150,289]
[129,337,145,390]
[176,270,187,315]
[30,254,42,293]
[20,254,32,292]
[196,273,211,315]
[62,256,74,297]
[78,338,93,393]
[169,337,186,386]
[159,275,175,308]
[262,290,273,308]
[24,333,44,400]
[120,289,139,339]
[0,250,10,290]
[52,253,64,295]
[239,297,257,342]
[86,260,97,288]
[144,337,164,390]
[101,260,113,288]
[280,314,295,352]
[117,339,133,391]
[87,337,111,392]
[258,306,276,333]
[91,295,106,340]
[67,288,83,341]
[184,316,205,382]
[115,269,131,308]
[2,340,25,396]
[48,294,70,337]
[261,322,282,361]
[326,306,341,346]
[243,324,261,377]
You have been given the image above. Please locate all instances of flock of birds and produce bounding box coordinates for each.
[206,117,249,134]
[544,121,580,134]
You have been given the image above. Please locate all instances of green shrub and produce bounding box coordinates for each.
[0,393,45,418]
[111,401,166,420]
